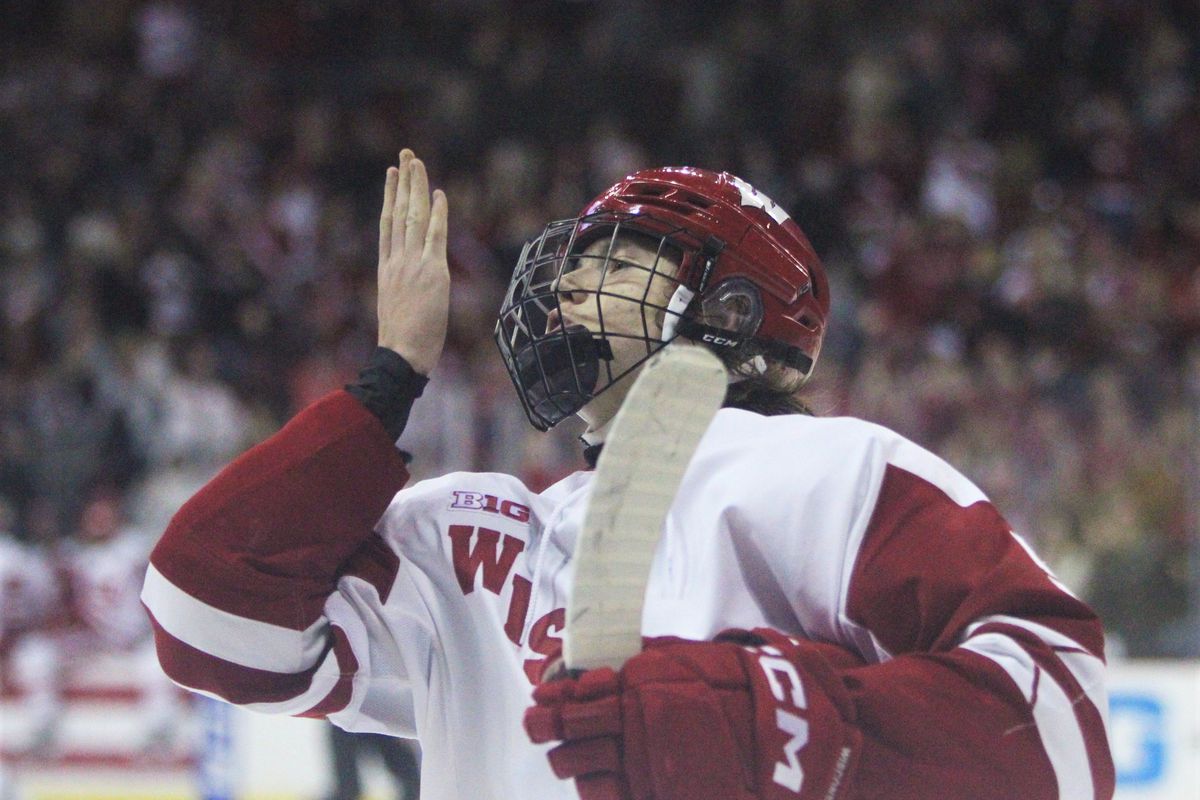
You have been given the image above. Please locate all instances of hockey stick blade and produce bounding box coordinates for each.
[564,344,726,672]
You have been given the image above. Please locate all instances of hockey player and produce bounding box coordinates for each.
[142,150,1114,799]
[14,488,180,755]
[0,496,57,662]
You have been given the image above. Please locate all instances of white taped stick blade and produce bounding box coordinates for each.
[564,345,726,672]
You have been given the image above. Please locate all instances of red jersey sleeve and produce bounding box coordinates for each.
[141,390,410,717]
[839,464,1113,799]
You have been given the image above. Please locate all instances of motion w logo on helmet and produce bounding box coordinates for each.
[728,175,792,225]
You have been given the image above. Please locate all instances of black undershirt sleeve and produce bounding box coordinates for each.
[344,347,429,444]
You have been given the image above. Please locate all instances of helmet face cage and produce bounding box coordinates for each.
[494,212,690,431]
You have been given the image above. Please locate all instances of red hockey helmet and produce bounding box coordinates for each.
[583,167,829,369]
[495,166,830,430]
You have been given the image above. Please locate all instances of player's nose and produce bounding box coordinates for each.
[551,269,588,306]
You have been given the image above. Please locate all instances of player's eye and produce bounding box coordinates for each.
[562,255,596,274]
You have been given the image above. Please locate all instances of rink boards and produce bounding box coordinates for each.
[1,652,1197,799]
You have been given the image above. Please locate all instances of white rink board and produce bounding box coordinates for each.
[1,702,397,800]
[3,658,1197,799]
[1108,661,1200,800]
[194,706,403,800]
[219,662,1199,800]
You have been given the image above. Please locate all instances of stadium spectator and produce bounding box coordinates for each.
[0,0,1196,666]
[7,486,181,755]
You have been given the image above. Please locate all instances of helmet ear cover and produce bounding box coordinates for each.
[671,276,811,373]
[698,277,765,340]
[670,276,763,353]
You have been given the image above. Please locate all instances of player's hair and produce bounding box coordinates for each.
[719,353,816,416]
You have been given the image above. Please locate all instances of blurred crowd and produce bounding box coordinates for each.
[0,0,1197,688]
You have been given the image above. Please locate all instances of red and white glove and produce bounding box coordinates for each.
[523,629,862,800]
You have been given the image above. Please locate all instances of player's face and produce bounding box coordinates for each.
[551,236,680,429]
[79,497,121,542]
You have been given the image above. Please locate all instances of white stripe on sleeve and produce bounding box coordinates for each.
[243,590,371,716]
[961,631,1094,800]
[240,645,344,715]
[142,563,328,673]
[964,614,1108,728]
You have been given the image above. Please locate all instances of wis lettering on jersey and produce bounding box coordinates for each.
[446,523,562,682]
[451,491,531,523]
[755,644,811,795]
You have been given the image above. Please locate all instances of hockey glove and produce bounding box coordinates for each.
[523,628,862,800]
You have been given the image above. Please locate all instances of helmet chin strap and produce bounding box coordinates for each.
[581,416,614,446]
[660,285,695,342]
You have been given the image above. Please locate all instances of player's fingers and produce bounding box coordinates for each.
[532,677,576,704]
[523,704,563,743]
[390,149,413,256]
[574,668,620,700]
[405,157,431,259]
[379,166,398,260]
[575,772,627,800]
[560,694,622,739]
[547,737,620,780]
[422,189,448,265]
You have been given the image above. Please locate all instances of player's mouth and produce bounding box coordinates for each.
[545,309,564,335]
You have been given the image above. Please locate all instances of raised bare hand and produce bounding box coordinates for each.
[377,149,450,376]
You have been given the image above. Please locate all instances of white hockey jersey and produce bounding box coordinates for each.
[0,534,57,646]
[142,391,1113,799]
[62,530,154,648]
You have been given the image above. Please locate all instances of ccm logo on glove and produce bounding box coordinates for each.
[756,645,810,793]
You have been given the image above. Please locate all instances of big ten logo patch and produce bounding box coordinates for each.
[451,491,531,523]
[446,524,562,682]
